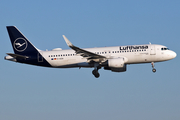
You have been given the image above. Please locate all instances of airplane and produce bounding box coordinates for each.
[5,26,177,78]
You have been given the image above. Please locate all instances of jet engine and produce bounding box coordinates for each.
[108,58,125,68]
[104,57,127,72]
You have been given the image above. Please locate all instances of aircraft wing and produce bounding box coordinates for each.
[62,35,106,62]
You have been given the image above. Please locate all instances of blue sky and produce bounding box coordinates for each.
[0,0,180,120]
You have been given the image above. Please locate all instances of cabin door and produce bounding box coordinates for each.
[150,45,156,55]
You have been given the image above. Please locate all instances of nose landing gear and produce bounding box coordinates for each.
[151,62,156,73]
[152,68,156,73]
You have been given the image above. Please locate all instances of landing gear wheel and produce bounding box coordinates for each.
[152,68,156,73]
[92,70,100,78]
[151,62,156,73]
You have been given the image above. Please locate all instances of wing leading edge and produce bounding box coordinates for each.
[62,35,106,62]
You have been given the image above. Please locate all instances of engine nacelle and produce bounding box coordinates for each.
[108,58,125,68]
[104,65,127,72]
[111,65,126,72]
[105,57,127,72]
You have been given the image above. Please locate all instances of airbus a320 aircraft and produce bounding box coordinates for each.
[5,26,177,78]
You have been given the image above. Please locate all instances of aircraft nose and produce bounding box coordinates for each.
[166,51,177,60]
[171,51,177,59]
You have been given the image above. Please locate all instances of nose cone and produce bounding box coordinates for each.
[168,51,177,60]
[162,50,177,61]
[172,51,177,58]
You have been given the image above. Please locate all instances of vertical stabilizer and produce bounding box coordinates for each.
[6,26,38,55]
[6,26,51,67]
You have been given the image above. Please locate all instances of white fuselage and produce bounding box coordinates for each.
[40,44,176,68]
[5,26,177,78]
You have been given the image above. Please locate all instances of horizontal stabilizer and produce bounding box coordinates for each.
[6,53,29,59]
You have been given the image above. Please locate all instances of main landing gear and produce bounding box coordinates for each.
[151,62,156,73]
[92,69,100,78]
[92,63,101,78]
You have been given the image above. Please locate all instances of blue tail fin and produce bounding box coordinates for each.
[6,26,38,55]
[6,26,51,67]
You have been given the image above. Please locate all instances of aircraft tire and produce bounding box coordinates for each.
[152,68,156,73]
[92,70,100,78]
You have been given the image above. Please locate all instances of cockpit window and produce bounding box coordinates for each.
[161,47,169,50]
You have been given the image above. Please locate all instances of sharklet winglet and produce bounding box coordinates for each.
[62,35,73,47]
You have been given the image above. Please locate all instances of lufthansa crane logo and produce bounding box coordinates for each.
[13,38,28,52]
